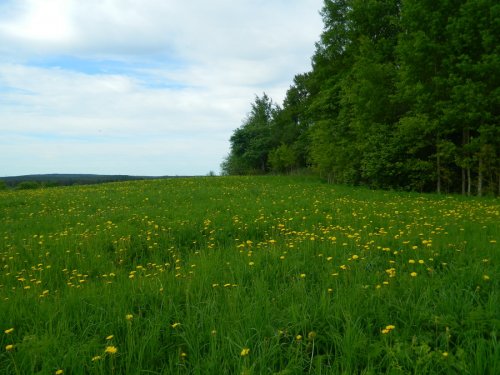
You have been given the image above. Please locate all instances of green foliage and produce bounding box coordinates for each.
[222,94,277,175]
[224,0,500,195]
[269,144,298,173]
[16,181,41,190]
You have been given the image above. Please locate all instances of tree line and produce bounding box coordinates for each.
[222,0,499,195]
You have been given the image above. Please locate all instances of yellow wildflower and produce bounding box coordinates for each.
[240,347,250,357]
[4,328,14,334]
[105,346,117,355]
[125,314,133,321]
[381,325,395,334]
[5,344,14,351]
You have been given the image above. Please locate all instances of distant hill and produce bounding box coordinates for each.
[0,174,172,188]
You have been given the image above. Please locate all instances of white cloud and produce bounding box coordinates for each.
[0,0,324,176]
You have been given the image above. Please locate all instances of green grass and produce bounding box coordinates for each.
[0,176,498,374]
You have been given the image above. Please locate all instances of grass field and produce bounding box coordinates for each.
[0,176,498,374]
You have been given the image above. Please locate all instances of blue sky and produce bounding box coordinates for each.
[0,0,324,176]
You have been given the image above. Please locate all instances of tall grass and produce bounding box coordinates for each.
[0,176,498,374]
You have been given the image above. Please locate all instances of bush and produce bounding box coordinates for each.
[16,181,41,190]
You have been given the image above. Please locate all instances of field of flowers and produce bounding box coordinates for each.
[0,176,498,374]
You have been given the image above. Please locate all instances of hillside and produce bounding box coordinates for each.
[0,176,498,373]
[0,173,176,188]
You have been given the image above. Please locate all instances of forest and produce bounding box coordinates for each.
[221,0,499,195]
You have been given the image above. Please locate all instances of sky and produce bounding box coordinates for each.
[0,0,324,176]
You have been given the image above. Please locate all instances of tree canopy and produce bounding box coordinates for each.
[222,0,499,195]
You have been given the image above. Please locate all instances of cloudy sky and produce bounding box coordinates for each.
[0,0,324,176]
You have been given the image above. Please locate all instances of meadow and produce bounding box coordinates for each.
[0,176,498,374]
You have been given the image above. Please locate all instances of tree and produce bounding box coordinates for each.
[222,94,277,175]
[269,144,298,173]
[222,0,499,195]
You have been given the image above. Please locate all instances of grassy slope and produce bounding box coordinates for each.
[0,176,498,374]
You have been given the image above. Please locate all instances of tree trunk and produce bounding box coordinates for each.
[462,168,466,195]
[467,166,471,196]
[462,128,471,196]
[478,157,483,197]
[437,152,441,194]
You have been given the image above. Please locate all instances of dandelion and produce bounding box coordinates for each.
[105,346,118,355]
[299,273,306,279]
[5,344,14,351]
[295,335,303,341]
[381,325,395,334]
[91,355,102,361]
[55,370,64,375]
[483,275,490,281]
[442,352,449,357]
[171,322,181,329]
[385,268,396,277]
[308,331,317,340]
[4,328,14,334]
[240,347,250,357]
[106,335,114,340]
[410,272,417,277]
[125,314,133,321]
